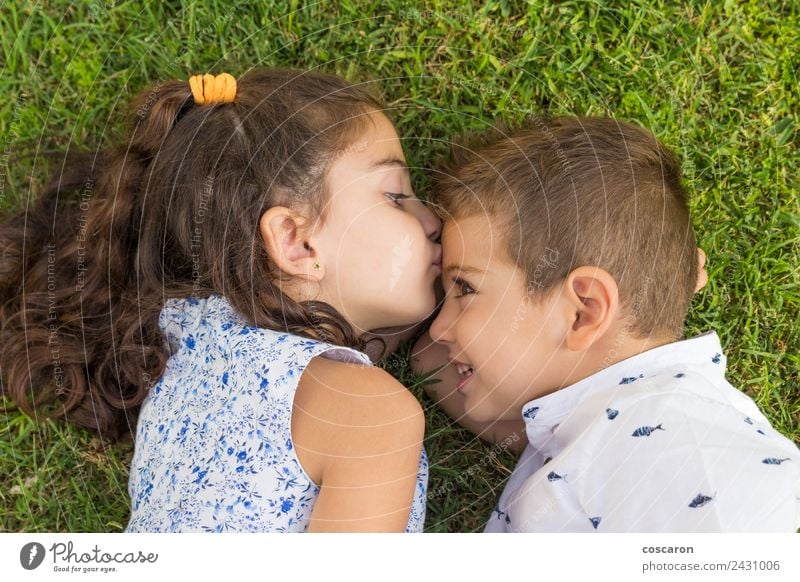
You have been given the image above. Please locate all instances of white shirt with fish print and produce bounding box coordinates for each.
[485,331,800,532]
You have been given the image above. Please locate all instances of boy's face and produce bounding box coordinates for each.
[429,214,571,423]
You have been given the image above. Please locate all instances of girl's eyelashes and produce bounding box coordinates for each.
[385,191,411,207]
[450,276,475,297]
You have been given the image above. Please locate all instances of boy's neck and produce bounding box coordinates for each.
[561,331,675,391]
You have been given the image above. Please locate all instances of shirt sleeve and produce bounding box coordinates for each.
[506,375,800,532]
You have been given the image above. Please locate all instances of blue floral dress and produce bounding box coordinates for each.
[125,294,428,532]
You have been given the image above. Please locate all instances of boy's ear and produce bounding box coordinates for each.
[694,247,708,293]
[258,207,321,278]
[562,266,619,351]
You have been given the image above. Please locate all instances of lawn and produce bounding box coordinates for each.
[1,0,798,533]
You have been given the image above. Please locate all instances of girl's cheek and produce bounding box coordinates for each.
[398,207,429,240]
[380,209,410,242]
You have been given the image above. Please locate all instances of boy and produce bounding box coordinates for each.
[412,117,799,532]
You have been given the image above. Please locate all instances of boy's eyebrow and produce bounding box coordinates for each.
[370,157,410,173]
[444,265,485,276]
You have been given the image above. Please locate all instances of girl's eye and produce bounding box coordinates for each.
[452,277,475,298]
[385,192,411,207]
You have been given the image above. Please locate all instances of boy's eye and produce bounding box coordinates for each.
[385,192,411,207]
[451,277,475,298]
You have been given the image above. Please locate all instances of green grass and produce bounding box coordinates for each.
[1,0,798,532]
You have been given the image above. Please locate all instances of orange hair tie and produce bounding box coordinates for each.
[189,72,237,105]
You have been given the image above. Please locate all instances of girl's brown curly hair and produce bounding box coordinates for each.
[0,68,384,443]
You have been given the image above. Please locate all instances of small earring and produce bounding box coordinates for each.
[313,262,321,271]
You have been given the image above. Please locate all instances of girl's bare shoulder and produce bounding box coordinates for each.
[291,353,424,483]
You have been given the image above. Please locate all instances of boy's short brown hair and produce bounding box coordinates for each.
[432,116,697,341]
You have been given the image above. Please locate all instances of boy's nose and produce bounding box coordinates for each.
[429,299,455,344]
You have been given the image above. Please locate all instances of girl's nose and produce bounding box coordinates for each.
[411,198,442,242]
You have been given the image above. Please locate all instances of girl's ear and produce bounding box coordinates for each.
[562,266,619,351]
[258,207,321,278]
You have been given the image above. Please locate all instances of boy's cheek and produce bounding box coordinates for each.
[466,379,516,423]
[463,394,497,423]
[459,312,493,343]
[470,397,521,424]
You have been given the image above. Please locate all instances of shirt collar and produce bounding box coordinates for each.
[519,331,727,446]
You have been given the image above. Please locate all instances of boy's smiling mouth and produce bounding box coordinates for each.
[449,358,475,392]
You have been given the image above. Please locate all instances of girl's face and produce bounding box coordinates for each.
[312,110,442,332]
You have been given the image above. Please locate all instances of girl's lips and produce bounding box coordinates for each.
[432,247,442,267]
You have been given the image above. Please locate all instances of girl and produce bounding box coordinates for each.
[0,68,442,532]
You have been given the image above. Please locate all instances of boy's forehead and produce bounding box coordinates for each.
[441,215,501,270]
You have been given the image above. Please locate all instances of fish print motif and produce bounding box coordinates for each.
[589,516,601,529]
[523,406,540,420]
[762,458,790,465]
[711,353,722,364]
[631,424,665,437]
[547,471,566,482]
[492,503,512,525]
[674,373,686,378]
[619,374,644,385]
[688,493,713,508]
[606,408,619,420]
[492,503,507,522]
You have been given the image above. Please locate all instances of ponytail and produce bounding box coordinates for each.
[0,82,192,442]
